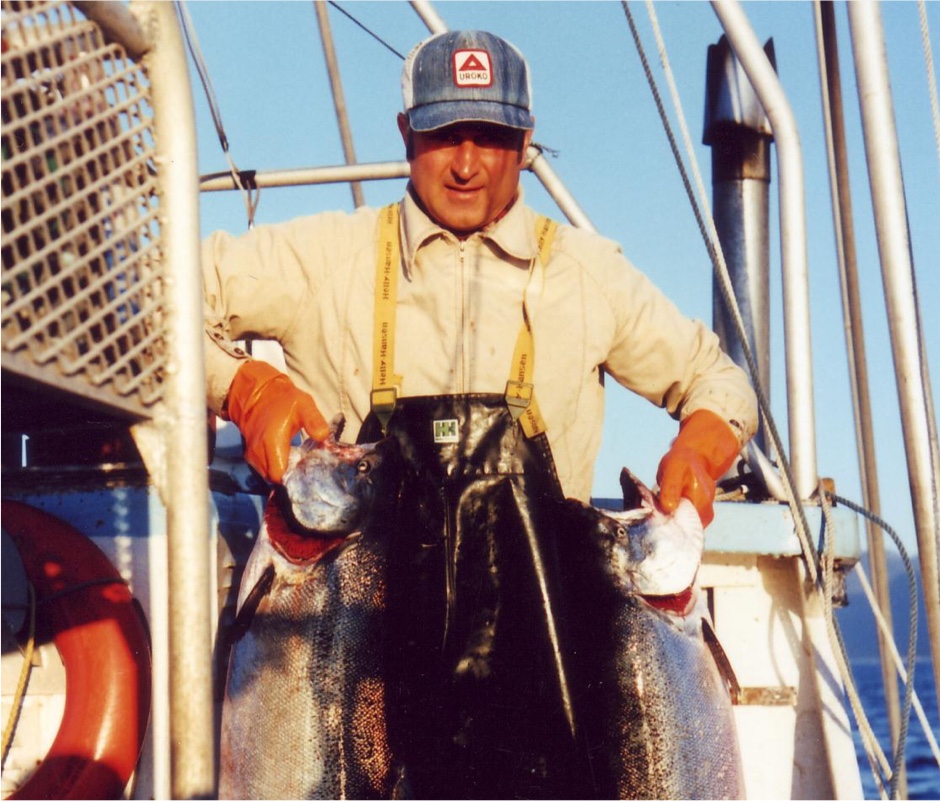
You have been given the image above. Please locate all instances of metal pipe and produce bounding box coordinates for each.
[73,1,150,60]
[703,35,773,455]
[848,0,940,717]
[814,3,905,790]
[711,0,818,500]
[526,147,596,231]
[199,160,411,191]
[314,1,365,208]
[409,0,448,35]
[198,154,597,231]
[132,1,216,796]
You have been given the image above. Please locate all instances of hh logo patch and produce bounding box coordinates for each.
[433,419,459,444]
[453,49,492,88]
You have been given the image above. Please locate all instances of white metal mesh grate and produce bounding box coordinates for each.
[2,0,165,413]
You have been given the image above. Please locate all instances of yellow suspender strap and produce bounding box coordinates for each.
[505,215,557,438]
[371,203,404,432]
[371,205,557,438]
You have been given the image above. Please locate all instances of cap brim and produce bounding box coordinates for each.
[408,100,534,132]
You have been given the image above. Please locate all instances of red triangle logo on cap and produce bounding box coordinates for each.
[453,49,493,88]
[458,53,487,72]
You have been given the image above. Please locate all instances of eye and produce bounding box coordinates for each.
[615,526,627,539]
[357,459,371,475]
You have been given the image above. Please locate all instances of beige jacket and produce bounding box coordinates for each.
[202,188,758,501]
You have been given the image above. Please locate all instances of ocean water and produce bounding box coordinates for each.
[850,658,940,800]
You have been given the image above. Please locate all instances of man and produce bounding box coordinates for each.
[204,29,757,798]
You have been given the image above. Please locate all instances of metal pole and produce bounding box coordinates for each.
[409,0,448,34]
[848,0,940,716]
[73,1,149,60]
[526,148,597,231]
[814,4,905,791]
[703,35,773,455]
[199,160,410,192]
[132,1,216,796]
[314,1,365,208]
[711,0,818,500]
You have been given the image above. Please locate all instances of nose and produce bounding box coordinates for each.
[450,138,480,181]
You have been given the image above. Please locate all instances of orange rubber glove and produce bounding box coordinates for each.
[223,360,330,484]
[656,409,741,527]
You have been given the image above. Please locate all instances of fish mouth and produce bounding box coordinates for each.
[274,483,364,536]
[635,585,696,617]
[263,495,352,564]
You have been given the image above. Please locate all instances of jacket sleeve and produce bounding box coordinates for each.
[599,245,758,448]
[201,218,319,415]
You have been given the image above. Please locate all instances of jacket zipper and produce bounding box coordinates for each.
[457,238,467,394]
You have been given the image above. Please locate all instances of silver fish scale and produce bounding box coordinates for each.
[219,535,395,800]
[609,600,744,799]
[560,486,745,799]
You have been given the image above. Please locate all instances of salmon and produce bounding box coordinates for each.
[218,421,403,800]
[561,469,746,799]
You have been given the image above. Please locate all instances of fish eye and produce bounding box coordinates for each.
[357,459,371,475]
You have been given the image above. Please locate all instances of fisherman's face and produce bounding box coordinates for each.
[399,116,532,236]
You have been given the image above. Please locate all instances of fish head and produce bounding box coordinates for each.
[618,467,705,597]
[565,469,705,602]
[279,415,398,535]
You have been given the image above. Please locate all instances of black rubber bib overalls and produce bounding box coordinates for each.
[357,205,580,799]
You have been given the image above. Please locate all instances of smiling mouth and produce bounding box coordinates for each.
[446,184,482,194]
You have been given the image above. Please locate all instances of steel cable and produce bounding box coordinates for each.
[175,1,260,228]
[917,0,940,184]
[820,488,893,798]
[621,1,820,585]
[828,491,923,798]
[621,4,917,793]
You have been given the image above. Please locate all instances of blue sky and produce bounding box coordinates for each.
[186,1,939,555]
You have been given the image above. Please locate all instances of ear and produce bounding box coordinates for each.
[397,113,413,160]
[520,127,534,163]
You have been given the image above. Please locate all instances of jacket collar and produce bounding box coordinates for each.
[400,184,539,277]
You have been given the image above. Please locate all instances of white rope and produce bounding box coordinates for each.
[918,0,940,183]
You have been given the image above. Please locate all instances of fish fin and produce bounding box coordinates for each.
[702,615,742,704]
[230,563,275,643]
[619,468,651,511]
[329,413,346,442]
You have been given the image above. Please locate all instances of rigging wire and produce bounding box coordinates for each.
[620,1,819,583]
[826,492,927,795]
[811,4,911,794]
[327,1,406,60]
[621,3,922,795]
[854,554,940,769]
[175,0,260,228]
[918,0,940,183]
[819,489,892,799]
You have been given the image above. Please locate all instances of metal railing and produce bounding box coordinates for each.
[1,1,213,796]
[2,0,164,413]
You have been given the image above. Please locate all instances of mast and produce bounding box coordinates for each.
[813,3,905,792]
[847,0,940,716]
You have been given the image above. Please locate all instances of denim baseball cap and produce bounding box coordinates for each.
[402,30,534,132]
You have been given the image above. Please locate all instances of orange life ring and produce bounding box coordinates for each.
[2,500,152,800]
